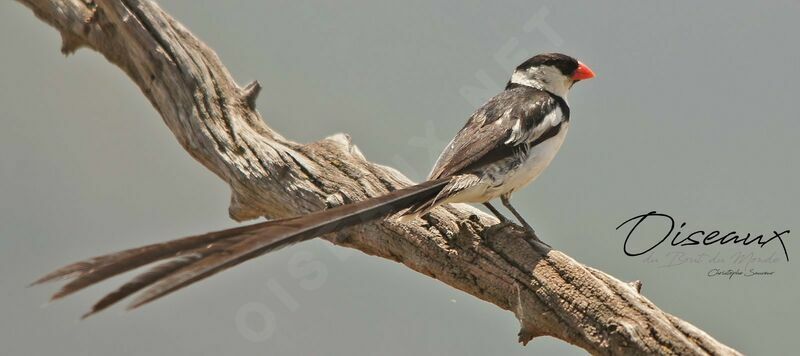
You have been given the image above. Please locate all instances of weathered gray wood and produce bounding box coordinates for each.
[17,1,741,355]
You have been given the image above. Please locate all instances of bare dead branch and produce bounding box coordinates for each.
[16,1,741,355]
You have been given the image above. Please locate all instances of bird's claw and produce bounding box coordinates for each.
[522,226,550,248]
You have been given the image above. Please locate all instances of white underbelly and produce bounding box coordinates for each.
[501,122,569,194]
[438,122,569,204]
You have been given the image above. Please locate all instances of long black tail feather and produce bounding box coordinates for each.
[33,178,449,316]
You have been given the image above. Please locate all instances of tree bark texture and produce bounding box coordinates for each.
[16,1,742,355]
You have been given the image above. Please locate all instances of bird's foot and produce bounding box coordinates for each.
[522,224,550,248]
[488,219,550,249]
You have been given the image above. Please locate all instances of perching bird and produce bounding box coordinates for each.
[33,53,595,317]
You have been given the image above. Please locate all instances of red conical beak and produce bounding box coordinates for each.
[572,61,595,81]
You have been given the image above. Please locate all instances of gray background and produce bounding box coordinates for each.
[2,1,797,355]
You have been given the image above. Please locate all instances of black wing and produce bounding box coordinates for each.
[428,86,567,179]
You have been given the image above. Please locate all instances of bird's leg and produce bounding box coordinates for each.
[483,202,509,223]
[500,195,536,235]
[500,194,550,247]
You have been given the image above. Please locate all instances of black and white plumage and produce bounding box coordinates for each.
[403,53,592,226]
[32,53,594,316]
[403,85,570,216]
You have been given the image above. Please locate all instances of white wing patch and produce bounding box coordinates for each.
[504,118,522,144]
[505,106,563,146]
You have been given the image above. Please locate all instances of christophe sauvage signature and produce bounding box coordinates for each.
[616,211,790,262]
